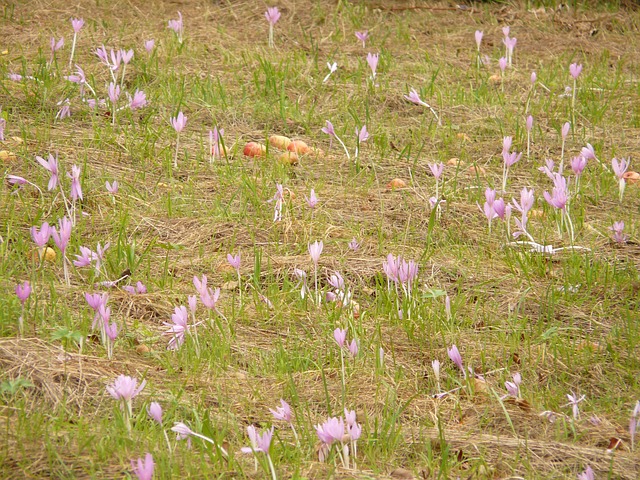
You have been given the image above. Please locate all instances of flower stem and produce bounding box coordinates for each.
[174,133,180,169]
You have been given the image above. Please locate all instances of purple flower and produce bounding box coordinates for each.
[31,222,51,248]
[144,40,155,53]
[131,453,154,480]
[188,295,197,314]
[193,275,220,310]
[107,82,121,104]
[404,88,424,106]
[502,136,513,155]
[526,115,533,132]
[505,373,522,398]
[7,175,27,187]
[499,57,507,72]
[209,127,224,159]
[512,187,534,217]
[630,400,640,448]
[355,31,369,48]
[569,63,583,80]
[163,306,189,350]
[609,221,628,244]
[106,375,146,401]
[502,26,510,37]
[543,174,568,210]
[64,65,86,84]
[264,6,281,25]
[50,37,64,53]
[356,124,369,143]
[106,180,119,194]
[321,120,335,137]
[429,162,444,180]
[447,345,464,374]
[105,321,118,341]
[129,90,147,110]
[348,339,358,357]
[168,12,184,39]
[121,49,134,65]
[71,18,84,33]
[503,151,522,168]
[109,49,122,71]
[475,30,483,49]
[565,392,586,419]
[577,466,594,480]
[328,271,344,290]
[171,111,187,133]
[68,165,83,201]
[36,154,59,190]
[348,238,360,251]
[148,402,163,424]
[612,157,629,179]
[8,73,23,81]
[241,425,274,454]
[270,399,292,423]
[15,281,31,305]
[305,189,318,209]
[333,328,347,348]
[308,240,323,264]
[227,253,241,270]
[95,45,109,65]
[562,122,570,140]
[531,71,537,84]
[570,156,587,176]
[366,52,379,79]
[56,100,71,120]
[74,246,95,268]
[52,217,72,253]
[581,143,596,160]
[316,417,345,445]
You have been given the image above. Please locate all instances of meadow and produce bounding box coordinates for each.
[1,0,639,478]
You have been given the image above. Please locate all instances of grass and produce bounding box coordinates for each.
[1,0,640,478]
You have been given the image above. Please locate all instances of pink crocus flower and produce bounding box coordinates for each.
[561,122,570,140]
[355,31,369,48]
[543,174,568,210]
[36,153,59,190]
[475,30,483,50]
[148,402,163,424]
[171,111,187,133]
[526,115,533,133]
[531,71,537,84]
[108,82,120,104]
[50,37,64,53]
[447,344,465,375]
[612,157,630,202]
[15,281,31,305]
[581,143,596,160]
[429,162,444,180]
[71,18,84,33]
[129,90,147,110]
[609,221,628,244]
[571,156,587,176]
[569,63,583,79]
[270,399,292,423]
[52,217,72,254]
[577,466,595,480]
[499,57,507,72]
[69,165,83,201]
[131,453,154,480]
[356,124,369,143]
[106,375,146,401]
[241,425,274,454]
[502,26,510,37]
[366,52,379,80]
[168,12,184,43]
[308,240,323,264]
[264,6,281,25]
[333,328,347,347]
[565,392,586,419]
[144,40,155,53]
[31,222,51,248]
[163,306,190,350]
[305,189,318,209]
[227,253,241,270]
[121,49,134,65]
[106,180,119,194]
[348,238,360,251]
[348,339,358,357]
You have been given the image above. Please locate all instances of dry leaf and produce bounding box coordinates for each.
[386,178,407,189]
[136,344,150,354]
[287,140,312,155]
[390,468,415,479]
[456,133,471,142]
[489,74,502,84]
[269,134,292,150]
[0,150,17,162]
[622,171,640,184]
[243,142,267,158]
[447,157,462,167]
[466,165,486,175]
[279,151,298,165]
